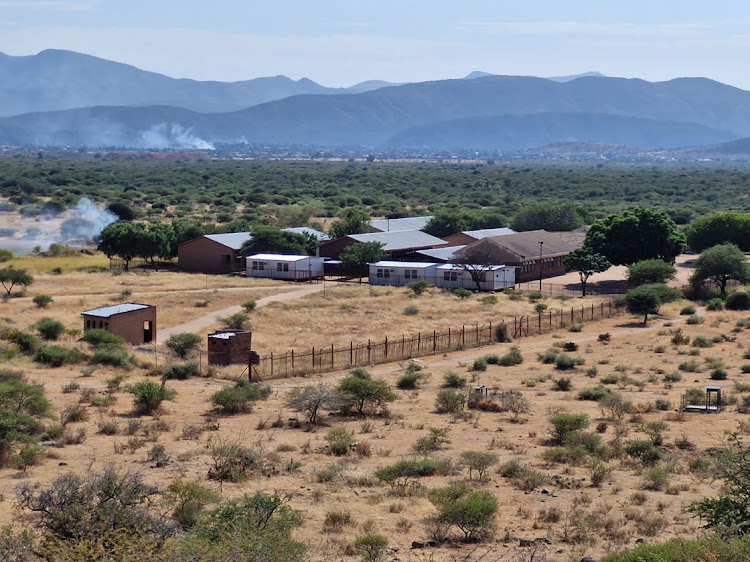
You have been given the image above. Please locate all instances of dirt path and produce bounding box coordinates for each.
[157,282,329,343]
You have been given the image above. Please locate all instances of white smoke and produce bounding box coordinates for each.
[59,198,118,239]
[138,123,215,150]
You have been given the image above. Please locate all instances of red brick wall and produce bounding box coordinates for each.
[82,306,156,345]
[178,238,241,274]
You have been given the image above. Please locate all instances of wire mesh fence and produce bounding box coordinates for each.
[250,300,622,381]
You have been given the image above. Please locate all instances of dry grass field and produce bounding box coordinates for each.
[1,256,749,561]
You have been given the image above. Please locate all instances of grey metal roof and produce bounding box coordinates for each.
[461,227,516,239]
[456,229,584,260]
[415,245,466,262]
[348,230,446,252]
[204,232,252,250]
[371,261,439,269]
[82,302,152,318]
[369,216,433,232]
[283,227,330,241]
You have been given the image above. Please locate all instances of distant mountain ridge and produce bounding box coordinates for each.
[2,51,750,152]
[0,49,400,117]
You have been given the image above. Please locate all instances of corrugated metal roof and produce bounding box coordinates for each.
[369,216,433,232]
[348,230,446,252]
[437,264,509,271]
[283,227,330,241]
[208,332,236,339]
[371,261,439,269]
[461,227,516,239]
[416,245,466,262]
[247,254,316,262]
[204,232,252,250]
[82,302,152,318]
[457,230,584,260]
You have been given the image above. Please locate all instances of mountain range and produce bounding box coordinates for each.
[1,49,750,153]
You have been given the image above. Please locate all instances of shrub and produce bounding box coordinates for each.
[624,440,662,465]
[679,361,700,372]
[428,484,498,541]
[241,300,257,312]
[686,314,705,325]
[680,305,697,315]
[707,298,725,311]
[82,329,125,347]
[471,358,487,372]
[655,399,671,411]
[484,354,499,365]
[413,427,451,453]
[627,259,677,286]
[164,333,202,359]
[35,318,65,341]
[92,345,132,368]
[727,292,750,311]
[598,333,611,342]
[32,295,53,309]
[374,457,452,493]
[164,361,200,380]
[479,295,497,305]
[166,479,220,529]
[126,381,177,414]
[211,381,272,414]
[692,335,712,348]
[407,281,429,295]
[403,305,419,316]
[497,347,523,366]
[460,451,499,481]
[555,353,582,370]
[435,389,467,414]
[562,341,579,352]
[3,330,39,354]
[494,323,511,342]
[642,467,669,491]
[578,386,611,401]
[396,370,423,390]
[218,312,251,331]
[452,288,472,299]
[34,345,83,367]
[443,371,466,388]
[663,371,682,382]
[354,534,388,562]
[549,413,589,444]
[553,377,572,391]
[325,428,354,456]
[711,368,729,380]
[538,349,559,364]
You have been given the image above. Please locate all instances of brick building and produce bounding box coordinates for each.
[81,303,156,344]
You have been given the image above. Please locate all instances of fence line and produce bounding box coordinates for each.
[513,281,627,297]
[249,300,622,381]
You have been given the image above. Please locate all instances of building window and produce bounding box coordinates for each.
[276,263,289,272]
[376,269,384,278]
[252,261,265,271]
[384,269,390,279]
[410,269,418,279]
[404,270,411,280]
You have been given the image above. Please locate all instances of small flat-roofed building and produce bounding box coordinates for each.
[207,330,254,366]
[443,227,516,247]
[246,254,324,280]
[369,261,439,286]
[435,264,515,292]
[81,302,156,344]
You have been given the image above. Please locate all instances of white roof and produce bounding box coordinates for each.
[209,332,236,339]
[369,216,433,232]
[348,230,446,252]
[247,253,314,262]
[416,245,466,261]
[371,261,438,269]
[437,264,509,271]
[461,227,516,239]
[82,302,152,318]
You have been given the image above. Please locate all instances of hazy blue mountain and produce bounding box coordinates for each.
[0,49,401,117]
[385,112,735,150]
[347,80,407,93]
[547,71,605,82]
[2,74,750,150]
[463,71,495,79]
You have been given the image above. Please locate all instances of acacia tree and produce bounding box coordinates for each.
[338,369,397,414]
[328,208,371,239]
[285,383,345,424]
[339,242,387,279]
[584,208,685,265]
[563,248,611,296]
[511,203,585,232]
[627,259,676,286]
[690,243,750,298]
[240,227,315,256]
[97,221,145,270]
[624,284,681,324]
[0,267,33,296]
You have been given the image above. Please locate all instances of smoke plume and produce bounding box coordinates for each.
[138,123,215,150]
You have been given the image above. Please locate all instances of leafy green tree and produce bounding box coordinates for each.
[511,203,585,232]
[285,383,346,424]
[354,534,388,562]
[126,381,177,415]
[32,294,53,309]
[685,211,750,253]
[138,223,175,267]
[460,451,499,481]
[165,479,220,529]
[627,259,677,286]
[428,484,498,541]
[164,333,202,359]
[690,243,750,298]
[563,248,611,296]
[0,267,33,296]
[423,212,473,237]
[35,318,65,341]
[240,226,315,256]
[0,249,14,262]
[688,434,750,536]
[218,312,251,331]
[328,208,371,239]
[171,219,208,256]
[337,370,397,414]
[625,284,675,324]
[584,208,685,265]
[97,221,145,270]
[339,242,387,277]
[107,202,135,221]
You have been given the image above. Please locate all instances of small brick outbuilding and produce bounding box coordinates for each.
[81,303,156,345]
[207,330,254,366]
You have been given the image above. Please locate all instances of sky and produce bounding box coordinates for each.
[1,0,749,89]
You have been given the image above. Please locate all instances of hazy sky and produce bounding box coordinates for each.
[1,0,749,88]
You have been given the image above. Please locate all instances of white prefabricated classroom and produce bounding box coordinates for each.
[369,261,439,286]
[435,264,516,291]
[246,254,324,280]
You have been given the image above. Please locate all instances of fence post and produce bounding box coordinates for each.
[476,324,479,343]
[433,330,436,352]
[526,316,529,335]
[291,349,295,371]
[402,334,405,356]
[368,340,371,363]
[331,344,334,368]
[538,313,542,332]
[350,342,353,365]
[549,310,552,329]
[591,303,594,320]
[462,325,465,346]
[385,337,388,359]
[270,352,274,377]
[448,327,451,348]
[418,332,421,353]
[570,307,574,324]
[312,347,315,370]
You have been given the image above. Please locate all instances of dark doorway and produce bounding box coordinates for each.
[143,320,153,343]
